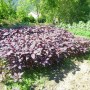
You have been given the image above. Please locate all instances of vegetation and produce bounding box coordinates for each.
[0,0,90,26]
[57,21,90,38]
[0,0,90,90]
[0,26,90,90]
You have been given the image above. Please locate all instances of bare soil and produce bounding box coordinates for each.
[35,60,90,90]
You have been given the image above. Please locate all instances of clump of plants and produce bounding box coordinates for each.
[58,21,90,31]
[37,16,46,23]
[0,26,90,81]
[22,15,36,23]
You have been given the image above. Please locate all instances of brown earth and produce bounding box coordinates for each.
[35,60,90,90]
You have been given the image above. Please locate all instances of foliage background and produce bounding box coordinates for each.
[0,0,90,26]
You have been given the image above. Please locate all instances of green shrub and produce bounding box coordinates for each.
[22,17,30,22]
[37,16,46,23]
[57,20,90,31]
[22,15,36,23]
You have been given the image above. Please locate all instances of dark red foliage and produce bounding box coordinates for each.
[0,26,90,81]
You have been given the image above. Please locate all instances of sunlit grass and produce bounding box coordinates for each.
[68,28,90,39]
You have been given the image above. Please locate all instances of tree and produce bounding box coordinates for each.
[0,0,16,20]
[74,0,90,22]
[39,0,58,23]
[39,0,90,23]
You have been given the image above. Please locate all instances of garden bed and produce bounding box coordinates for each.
[0,26,90,89]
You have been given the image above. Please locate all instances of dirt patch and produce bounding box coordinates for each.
[35,60,90,90]
[0,83,7,90]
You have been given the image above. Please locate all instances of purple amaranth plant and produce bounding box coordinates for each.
[0,26,90,81]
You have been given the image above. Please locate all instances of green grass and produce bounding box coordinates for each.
[57,21,90,38]
[68,28,90,39]
[5,66,51,90]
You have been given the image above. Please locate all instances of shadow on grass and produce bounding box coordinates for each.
[5,51,90,90]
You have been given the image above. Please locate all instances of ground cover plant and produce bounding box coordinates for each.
[0,26,90,83]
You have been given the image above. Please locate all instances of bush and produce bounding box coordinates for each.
[22,15,36,23]
[37,16,46,23]
[58,21,90,31]
[22,17,30,22]
[0,26,90,81]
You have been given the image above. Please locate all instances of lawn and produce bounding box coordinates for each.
[69,29,90,39]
